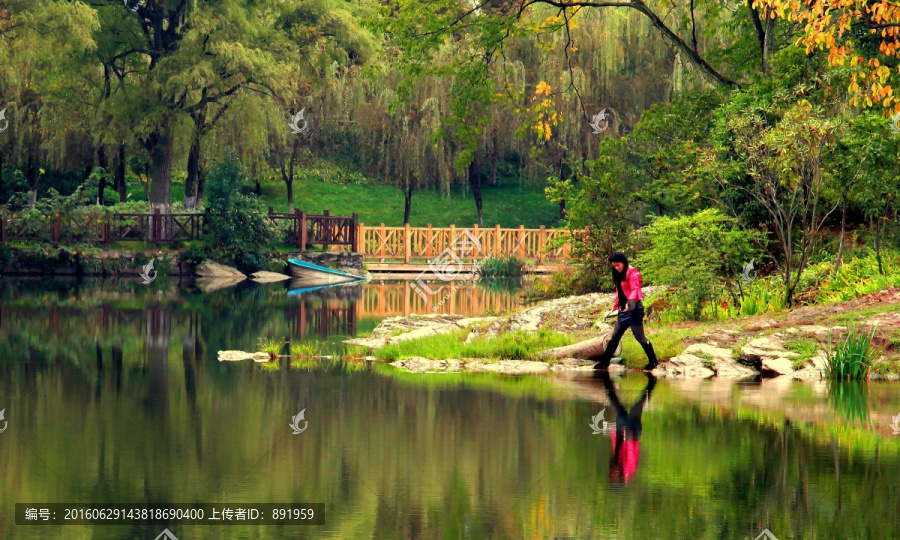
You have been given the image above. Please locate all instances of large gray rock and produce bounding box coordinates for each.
[653,343,751,379]
[218,350,271,362]
[345,314,498,349]
[197,260,246,278]
[740,335,800,375]
[251,270,291,283]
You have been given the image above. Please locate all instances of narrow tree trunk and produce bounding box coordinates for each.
[147,121,175,239]
[286,177,294,214]
[834,196,846,275]
[97,146,108,206]
[185,126,203,209]
[115,143,127,202]
[558,199,566,220]
[468,161,484,227]
[873,218,885,275]
[403,185,414,225]
[762,15,776,76]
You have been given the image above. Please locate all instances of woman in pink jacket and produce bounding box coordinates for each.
[593,252,659,371]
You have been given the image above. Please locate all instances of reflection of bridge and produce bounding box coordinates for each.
[0,282,525,344]
[359,282,523,317]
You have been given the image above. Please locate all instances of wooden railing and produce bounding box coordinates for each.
[266,208,358,251]
[0,209,358,250]
[359,224,571,263]
[1,210,572,262]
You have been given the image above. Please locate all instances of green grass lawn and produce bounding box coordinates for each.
[126,172,561,228]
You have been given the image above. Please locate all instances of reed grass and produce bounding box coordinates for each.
[824,326,882,381]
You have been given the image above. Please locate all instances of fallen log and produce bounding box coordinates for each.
[539,334,622,360]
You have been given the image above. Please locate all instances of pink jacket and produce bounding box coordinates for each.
[612,267,644,310]
[611,432,640,482]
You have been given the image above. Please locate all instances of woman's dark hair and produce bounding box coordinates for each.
[608,252,629,284]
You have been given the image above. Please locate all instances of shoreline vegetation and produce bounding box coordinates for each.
[337,260,900,379]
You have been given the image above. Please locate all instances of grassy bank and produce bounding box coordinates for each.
[124,166,560,228]
[374,328,573,362]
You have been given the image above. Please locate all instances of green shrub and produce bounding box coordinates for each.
[477,255,525,278]
[824,326,882,381]
[636,208,764,321]
[198,152,276,272]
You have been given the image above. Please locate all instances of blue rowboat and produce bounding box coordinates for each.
[286,258,366,286]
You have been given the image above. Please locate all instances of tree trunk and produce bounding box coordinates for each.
[873,217,884,275]
[115,143,127,202]
[97,145,108,206]
[762,14,776,76]
[147,120,175,239]
[468,161,484,227]
[558,199,566,220]
[286,177,294,214]
[404,185,414,225]
[185,125,203,209]
[834,196,846,275]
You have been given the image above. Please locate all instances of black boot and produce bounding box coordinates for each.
[592,349,612,370]
[640,341,659,371]
[593,335,619,369]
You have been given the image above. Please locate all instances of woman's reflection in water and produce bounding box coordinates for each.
[594,371,656,483]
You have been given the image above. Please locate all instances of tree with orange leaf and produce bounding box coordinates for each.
[754,0,900,111]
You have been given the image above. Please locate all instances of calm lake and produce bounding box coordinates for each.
[1,277,899,539]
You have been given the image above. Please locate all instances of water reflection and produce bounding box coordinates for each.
[595,372,656,483]
[2,279,900,539]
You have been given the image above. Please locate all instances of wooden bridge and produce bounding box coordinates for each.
[1,209,571,273]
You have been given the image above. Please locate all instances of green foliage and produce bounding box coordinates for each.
[197,153,277,272]
[825,327,882,381]
[636,208,763,320]
[476,255,525,278]
[258,337,284,359]
[374,328,572,362]
[815,250,900,304]
[545,145,642,294]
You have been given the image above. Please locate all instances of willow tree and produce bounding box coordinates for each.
[52,0,298,233]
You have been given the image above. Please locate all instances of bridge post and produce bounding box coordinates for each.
[425,224,433,257]
[299,211,308,251]
[403,223,411,264]
[538,226,546,264]
[494,224,501,256]
[517,225,525,258]
[351,213,359,252]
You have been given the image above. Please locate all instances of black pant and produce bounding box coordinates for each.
[607,301,650,351]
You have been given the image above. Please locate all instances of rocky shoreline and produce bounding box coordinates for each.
[345,286,900,380]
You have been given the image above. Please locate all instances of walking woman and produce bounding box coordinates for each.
[593,252,659,371]
[596,370,656,483]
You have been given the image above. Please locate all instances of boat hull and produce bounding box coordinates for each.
[287,258,365,287]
